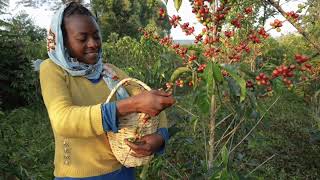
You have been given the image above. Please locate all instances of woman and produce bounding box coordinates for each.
[40,2,175,179]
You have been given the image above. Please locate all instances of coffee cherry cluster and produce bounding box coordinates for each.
[203,35,218,45]
[286,11,299,22]
[248,33,261,44]
[270,19,283,32]
[188,55,197,63]
[256,73,270,86]
[231,18,242,28]
[192,0,230,27]
[246,80,254,88]
[203,47,220,58]
[159,36,173,46]
[224,30,234,38]
[159,8,166,19]
[181,22,195,36]
[194,34,203,44]
[234,43,250,53]
[214,5,230,24]
[165,82,173,90]
[169,15,181,28]
[295,54,309,64]
[244,7,253,14]
[272,65,295,78]
[175,46,188,59]
[197,64,207,73]
[229,53,242,62]
[300,63,313,72]
[176,79,184,88]
[222,70,229,77]
[192,2,211,26]
[257,27,269,39]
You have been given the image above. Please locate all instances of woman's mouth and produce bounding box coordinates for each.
[86,51,99,55]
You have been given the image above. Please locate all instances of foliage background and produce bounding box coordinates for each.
[1,0,320,179]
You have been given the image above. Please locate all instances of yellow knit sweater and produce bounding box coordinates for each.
[40,59,167,177]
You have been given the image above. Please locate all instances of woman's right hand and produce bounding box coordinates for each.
[116,90,175,117]
[133,90,175,116]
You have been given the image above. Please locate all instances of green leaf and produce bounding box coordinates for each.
[170,67,190,82]
[192,71,197,88]
[212,63,223,83]
[174,0,183,11]
[220,168,229,180]
[193,118,199,132]
[153,58,161,70]
[194,89,210,115]
[223,67,246,102]
[221,145,229,167]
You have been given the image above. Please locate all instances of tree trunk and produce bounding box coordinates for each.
[208,94,217,169]
[208,0,219,170]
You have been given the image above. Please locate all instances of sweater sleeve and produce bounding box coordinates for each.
[155,128,169,155]
[101,102,119,133]
[39,60,104,138]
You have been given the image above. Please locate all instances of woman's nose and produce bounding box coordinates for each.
[87,38,100,49]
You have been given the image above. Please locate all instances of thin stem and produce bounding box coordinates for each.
[245,154,277,177]
[165,158,184,179]
[215,113,234,128]
[174,104,199,117]
[202,119,209,170]
[212,116,246,163]
[230,96,280,153]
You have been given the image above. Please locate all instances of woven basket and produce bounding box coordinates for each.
[105,78,159,167]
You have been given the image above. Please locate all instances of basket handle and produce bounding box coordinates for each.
[105,78,152,103]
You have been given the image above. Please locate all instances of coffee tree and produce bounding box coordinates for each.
[140,0,319,177]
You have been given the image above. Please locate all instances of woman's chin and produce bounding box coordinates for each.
[87,59,98,65]
[83,55,99,64]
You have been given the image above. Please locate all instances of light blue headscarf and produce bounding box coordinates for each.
[47,3,129,100]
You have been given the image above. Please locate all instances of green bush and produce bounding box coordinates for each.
[103,36,178,88]
[0,13,47,109]
[0,105,54,179]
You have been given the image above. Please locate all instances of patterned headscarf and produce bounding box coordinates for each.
[47,3,129,100]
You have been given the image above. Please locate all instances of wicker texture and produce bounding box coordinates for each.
[106,78,159,167]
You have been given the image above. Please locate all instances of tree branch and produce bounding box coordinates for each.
[265,0,320,53]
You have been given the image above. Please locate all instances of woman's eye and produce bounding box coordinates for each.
[94,35,100,40]
[78,38,86,41]
[77,36,87,42]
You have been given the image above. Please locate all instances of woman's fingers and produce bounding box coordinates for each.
[125,139,153,157]
[131,89,175,116]
[130,151,151,157]
[125,139,150,152]
[162,96,176,106]
[150,90,172,97]
[150,90,175,106]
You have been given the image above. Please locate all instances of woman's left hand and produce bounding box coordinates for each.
[125,133,164,157]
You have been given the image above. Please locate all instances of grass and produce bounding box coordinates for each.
[243,93,320,179]
[0,103,54,180]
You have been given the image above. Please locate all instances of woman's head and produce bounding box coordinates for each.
[61,2,101,65]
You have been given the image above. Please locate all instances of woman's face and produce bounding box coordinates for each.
[64,14,101,65]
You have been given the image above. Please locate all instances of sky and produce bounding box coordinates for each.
[5,0,307,40]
